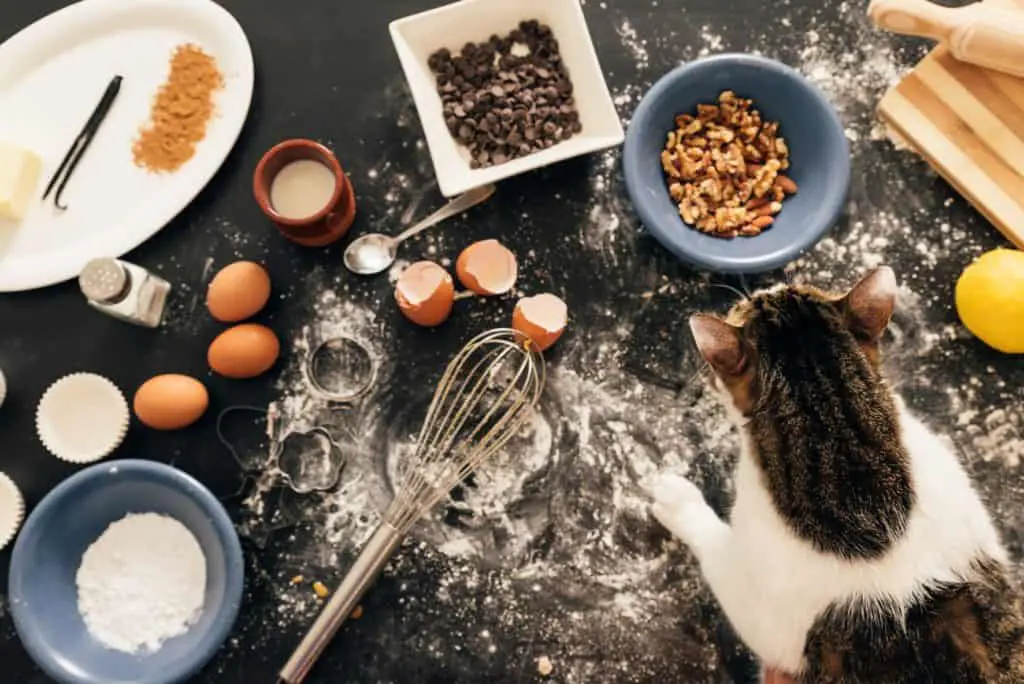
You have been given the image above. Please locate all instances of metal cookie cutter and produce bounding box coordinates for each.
[304,335,377,403]
[272,426,346,494]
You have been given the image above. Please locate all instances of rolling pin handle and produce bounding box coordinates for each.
[868,0,957,41]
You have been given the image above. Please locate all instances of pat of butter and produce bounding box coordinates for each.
[0,141,43,222]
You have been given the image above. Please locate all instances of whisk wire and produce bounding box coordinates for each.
[387,328,543,533]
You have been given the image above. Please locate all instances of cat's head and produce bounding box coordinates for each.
[690,266,898,420]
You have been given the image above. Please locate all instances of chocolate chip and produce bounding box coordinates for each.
[428,20,580,169]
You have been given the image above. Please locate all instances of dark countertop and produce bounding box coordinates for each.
[1,1,1022,683]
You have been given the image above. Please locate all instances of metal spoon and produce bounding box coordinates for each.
[343,183,497,275]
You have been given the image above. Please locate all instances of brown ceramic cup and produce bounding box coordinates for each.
[253,139,357,247]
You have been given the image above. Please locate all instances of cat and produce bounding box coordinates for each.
[650,266,1024,683]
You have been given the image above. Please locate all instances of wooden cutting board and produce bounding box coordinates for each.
[877,0,1024,248]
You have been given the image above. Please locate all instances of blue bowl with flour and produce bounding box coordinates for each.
[623,53,850,273]
[8,460,244,684]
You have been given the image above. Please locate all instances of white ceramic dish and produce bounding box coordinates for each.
[0,0,254,292]
[389,0,624,198]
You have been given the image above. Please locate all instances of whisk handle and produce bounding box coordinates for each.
[278,522,404,683]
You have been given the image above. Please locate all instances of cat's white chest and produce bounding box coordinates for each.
[717,455,838,670]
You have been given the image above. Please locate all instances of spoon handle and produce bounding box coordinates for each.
[392,183,497,245]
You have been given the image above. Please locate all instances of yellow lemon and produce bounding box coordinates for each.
[955,248,1024,354]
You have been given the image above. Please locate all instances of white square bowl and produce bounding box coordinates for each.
[389,0,625,197]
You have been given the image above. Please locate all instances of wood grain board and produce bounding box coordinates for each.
[877,0,1024,248]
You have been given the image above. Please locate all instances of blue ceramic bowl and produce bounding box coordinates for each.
[623,53,850,273]
[8,460,244,684]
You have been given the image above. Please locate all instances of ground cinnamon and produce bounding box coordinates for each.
[132,44,224,173]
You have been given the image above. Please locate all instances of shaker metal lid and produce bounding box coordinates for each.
[79,257,130,303]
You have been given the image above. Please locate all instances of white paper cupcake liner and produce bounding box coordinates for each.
[36,373,129,464]
[0,471,24,551]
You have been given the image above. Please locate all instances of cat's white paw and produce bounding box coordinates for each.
[649,472,709,543]
[651,472,705,511]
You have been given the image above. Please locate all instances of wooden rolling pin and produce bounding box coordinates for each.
[868,0,1024,78]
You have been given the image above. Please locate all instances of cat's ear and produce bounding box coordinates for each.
[690,314,747,376]
[842,266,898,341]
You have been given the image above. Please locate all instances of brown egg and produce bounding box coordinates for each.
[206,261,272,323]
[512,293,568,351]
[395,261,455,327]
[455,239,518,295]
[208,324,281,378]
[133,374,209,430]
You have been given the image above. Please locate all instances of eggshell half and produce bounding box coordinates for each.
[395,261,455,327]
[206,261,272,323]
[456,239,518,295]
[133,374,209,430]
[512,293,568,351]
[208,324,281,378]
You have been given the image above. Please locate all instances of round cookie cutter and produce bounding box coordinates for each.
[304,335,377,403]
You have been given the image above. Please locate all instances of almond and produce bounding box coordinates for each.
[751,216,774,229]
[755,203,775,217]
[776,175,798,194]
[745,197,769,210]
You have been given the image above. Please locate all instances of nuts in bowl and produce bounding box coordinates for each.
[623,54,851,274]
[661,91,798,238]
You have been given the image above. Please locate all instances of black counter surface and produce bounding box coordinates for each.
[1,1,1021,683]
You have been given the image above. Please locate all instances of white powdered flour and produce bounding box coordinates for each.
[76,513,207,654]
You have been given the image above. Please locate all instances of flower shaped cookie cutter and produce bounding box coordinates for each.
[216,405,347,495]
[271,425,347,494]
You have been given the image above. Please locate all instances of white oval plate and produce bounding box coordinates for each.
[0,0,254,292]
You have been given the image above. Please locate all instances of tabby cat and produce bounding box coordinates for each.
[651,266,1024,683]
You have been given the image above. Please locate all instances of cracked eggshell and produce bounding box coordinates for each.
[395,261,455,327]
[512,293,568,351]
[456,239,518,295]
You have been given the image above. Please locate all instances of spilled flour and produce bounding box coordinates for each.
[212,3,1024,683]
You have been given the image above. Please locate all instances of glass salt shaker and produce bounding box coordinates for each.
[78,257,171,328]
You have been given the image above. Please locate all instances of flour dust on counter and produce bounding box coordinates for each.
[212,4,1024,683]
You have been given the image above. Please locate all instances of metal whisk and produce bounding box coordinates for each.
[279,328,545,684]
